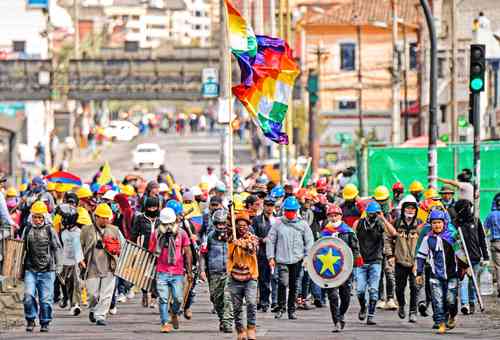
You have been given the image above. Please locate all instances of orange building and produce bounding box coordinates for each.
[298,0,421,146]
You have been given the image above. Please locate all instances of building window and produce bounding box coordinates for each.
[409,42,418,70]
[195,10,202,17]
[132,15,140,20]
[440,104,447,123]
[340,43,356,71]
[12,41,25,53]
[195,24,201,30]
[338,100,357,110]
[124,41,139,52]
[438,57,446,78]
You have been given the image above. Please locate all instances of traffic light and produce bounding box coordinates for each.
[469,44,485,93]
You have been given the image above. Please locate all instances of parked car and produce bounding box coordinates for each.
[132,143,165,169]
[103,120,139,141]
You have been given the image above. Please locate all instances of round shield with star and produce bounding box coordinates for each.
[305,236,353,288]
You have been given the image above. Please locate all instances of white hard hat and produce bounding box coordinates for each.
[102,190,117,201]
[191,186,202,197]
[159,207,176,224]
[158,182,169,193]
[398,194,418,210]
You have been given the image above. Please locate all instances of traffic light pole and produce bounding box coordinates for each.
[419,0,438,188]
[472,92,481,221]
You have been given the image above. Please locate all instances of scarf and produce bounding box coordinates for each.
[156,231,177,265]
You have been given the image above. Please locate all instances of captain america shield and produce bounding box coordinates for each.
[305,236,353,288]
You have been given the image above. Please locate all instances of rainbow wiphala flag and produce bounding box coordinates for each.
[225,0,299,145]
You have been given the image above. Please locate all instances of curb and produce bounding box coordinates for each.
[0,283,24,331]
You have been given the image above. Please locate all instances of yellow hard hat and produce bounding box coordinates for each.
[76,186,93,199]
[31,201,48,214]
[56,183,73,193]
[120,184,136,196]
[409,180,424,193]
[199,182,209,191]
[233,194,245,211]
[374,185,390,201]
[343,184,359,200]
[424,188,440,200]
[19,183,28,192]
[77,207,92,225]
[6,187,18,197]
[94,203,113,219]
[47,182,56,191]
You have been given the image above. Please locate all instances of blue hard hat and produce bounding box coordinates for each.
[166,199,183,216]
[429,209,446,221]
[270,185,285,199]
[215,181,227,193]
[365,201,381,214]
[282,196,300,211]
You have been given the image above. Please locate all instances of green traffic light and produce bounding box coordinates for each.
[471,78,484,91]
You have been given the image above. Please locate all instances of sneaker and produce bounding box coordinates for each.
[398,306,406,319]
[418,302,428,317]
[385,298,398,310]
[408,312,417,323]
[469,303,475,315]
[184,308,192,320]
[160,323,173,333]
[288,312,297,320]
[339,320,346,330]
[446,317,456,329]
[26,320,35,332]
[40,324,49,332]
[358,307,367,321]
[260,306,269,313]
[109,307,118,315]
[274,310,284,319]
[96,320,107,326]
[366,316,377,325]
[171,314,179,329]
[314,299,324,308]
[461,304,470,315]
[332,323,341,333]
[271,304,280,313]
[376,300,386,309]
[438,322,446,334]
[59,300,68,309]
[70,305,81,316]
[126,290,135,300]
[222,325,233,333]
[149,298,157,309]
[142,294,149,308]
[117,294,127,303]
[89,312,96,323]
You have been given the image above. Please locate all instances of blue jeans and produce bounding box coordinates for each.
[460,262,480,306]
[156,272,184,325]
[430,277,458,324]
[230,279,257,330]
[24,271,55,325]
[356,263,382,302]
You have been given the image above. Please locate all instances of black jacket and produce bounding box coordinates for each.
[356,217,385,263]
[131,213,159,249]
[252,213,274,259]
[455,218,489,263]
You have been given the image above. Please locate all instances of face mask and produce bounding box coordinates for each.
[214,226,228,241]
[368,214,377,223]
[6,198,17,209]
[284,210,297,220]
[159,222,178,235]
[331,220,342,228]
[146,209,159,218]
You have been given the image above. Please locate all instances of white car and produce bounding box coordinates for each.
[103,120,139,141]
[132,143,165,169]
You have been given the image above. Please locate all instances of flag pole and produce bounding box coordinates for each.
[299,157,312,188]
[221,0,236,240]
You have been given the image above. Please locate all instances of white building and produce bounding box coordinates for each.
[172,0,213,47]
[0,1,50,158]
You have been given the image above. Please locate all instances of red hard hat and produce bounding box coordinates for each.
[316,178,327,190]
[97,185,111,195]
[327,203,343,216]
[392,181,404,192]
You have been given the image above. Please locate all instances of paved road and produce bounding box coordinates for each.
[68,131,253,187]
[1,283,499,340]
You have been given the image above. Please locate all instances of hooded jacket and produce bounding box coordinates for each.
[22,221,63,273]
[453,199,489,263]
[485,193,500,242]
[266,216,314,265]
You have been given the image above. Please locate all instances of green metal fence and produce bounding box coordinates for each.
[364,142,500,220]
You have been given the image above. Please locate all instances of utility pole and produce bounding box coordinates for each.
[403,25,409,141]
[391,0,401,145]
[420,0,438,188]
[357,25,364,138]
[278,0,287,183]
[242,0,251,26]
[270,0,276,36]
[450,0,458,142]
[220,0,233,187]
[285,0,293,175]
[74,0,80,59]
